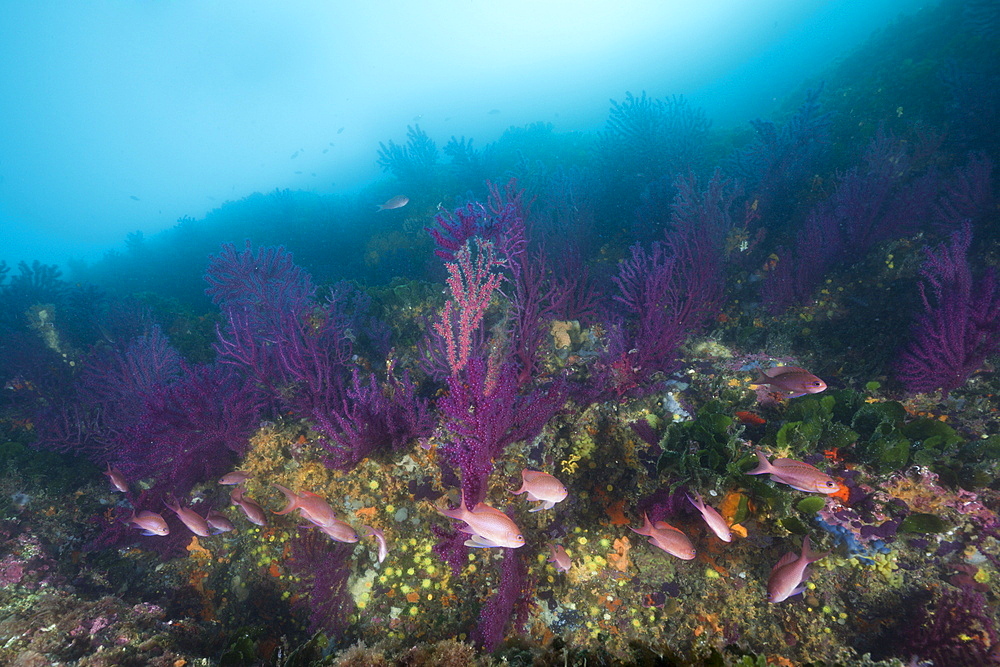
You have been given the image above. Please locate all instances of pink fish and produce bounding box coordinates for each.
[165,498,211,537]
[547,543,572,572]
[436,500,525,549]
[206,510,236,534]
[768,536,826,603]
[316,519,360,544]
[688,493,732,542]
[363,525,388,563]
[231,487,267,526]
[747,450,840,494]
[128,510,169,536]
[630,513,696,560]
[376,195,409,211]
[104,464,128,493]
[513,469,568,511]
[752,366,827,399]
[272,484,340,527]
[219,470,252,486]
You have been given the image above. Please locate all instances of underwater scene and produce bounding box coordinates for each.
[1,1,999,665]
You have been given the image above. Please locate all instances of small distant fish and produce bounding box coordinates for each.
[513,469,567,511]
[129,510,169,536]
[488,109,501,115]
[231,487,267,526]
[104,464,129,493]
[688,493,732,542]
[363,525,388,563]
[273,484,345,530]
[206,510,236,534]
[752,366,827,399]
[746,450,840,494]
[337,127,344,134]
[376,195,409,212]
[316,518,360,543]
[322,148,329,154]
[294,170,302,174]
[290,150,300,159]
[768,536,826,603]
[630,513,696,560]
[547,543,572,572]
[165,498,211,537]
[129,195,140,201]
[4,376,34,392]
[412,114,423,121]
[219,470,252,486]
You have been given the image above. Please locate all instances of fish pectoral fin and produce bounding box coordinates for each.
[465,535,503,548]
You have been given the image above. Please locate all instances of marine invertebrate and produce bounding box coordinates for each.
[430,238,504,377]
[311,367,435,470]
[288,532,356,637]
[903,587,998,666]
[728,85,831,215]
[472,548,530,652]
[599,91,710,189]
[438,357,563,506]
[376,124,438,181]
[611,242,693,381]
[896,223,1000,396]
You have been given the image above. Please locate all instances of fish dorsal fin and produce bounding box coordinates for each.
[772,551,798,572]
[773,458,815,469]
[771,366,808,375]
[471,502,497,515]
[653,520,680,533]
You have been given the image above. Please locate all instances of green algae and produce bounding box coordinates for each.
[897,512,947,534]
[796,496,827,514]
[656,400,743,485]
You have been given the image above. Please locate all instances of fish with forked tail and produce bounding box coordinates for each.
[376,195,409,211]
[768,536,827,602]
[747,450,841,494]
[752,365,827,399]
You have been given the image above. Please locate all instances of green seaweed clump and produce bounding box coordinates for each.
[762,390,1000,488]
[656,400,744,485]
[772,391,859,455]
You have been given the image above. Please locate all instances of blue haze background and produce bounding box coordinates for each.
[0,0,920,269]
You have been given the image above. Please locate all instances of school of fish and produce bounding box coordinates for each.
[110,364,839,604]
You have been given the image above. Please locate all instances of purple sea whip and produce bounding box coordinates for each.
[896,223,1000,396]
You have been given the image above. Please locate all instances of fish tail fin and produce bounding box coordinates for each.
[751,367,769,386]
[801,536,828,563]
[687,493,703,511]
[746,450,773,475]
[433,495,465,520]
[630,512,653,536]
[375,204,384,212]
[272,484,299,515]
